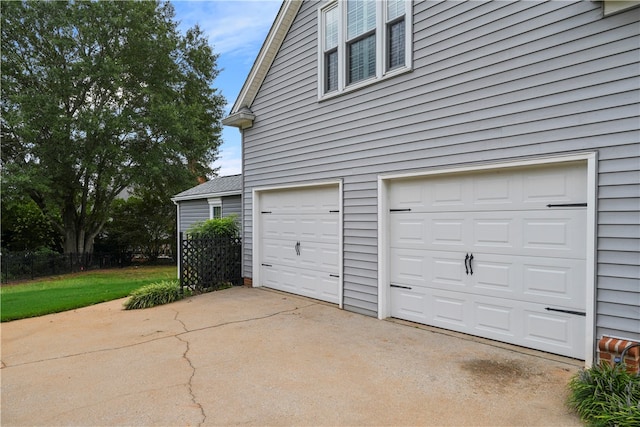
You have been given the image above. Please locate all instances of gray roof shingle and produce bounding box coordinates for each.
[172,174,242,201]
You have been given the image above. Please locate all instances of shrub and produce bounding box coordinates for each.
[187,215,239,239]
[123,280,186,310]
[567,362,640,427]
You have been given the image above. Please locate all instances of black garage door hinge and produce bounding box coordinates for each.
[546,203,587,208]
[390,283,412,290]
[545,307,586,316]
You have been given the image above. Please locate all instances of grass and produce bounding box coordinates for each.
[0,265,177,322]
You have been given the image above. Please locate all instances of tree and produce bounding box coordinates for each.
[95,195,177,261]
[1,189,61,252]
[1,1,225,255]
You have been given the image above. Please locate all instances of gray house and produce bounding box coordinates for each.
[171,174,242,236]
[223,0,639,367]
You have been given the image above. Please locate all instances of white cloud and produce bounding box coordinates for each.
[172,0,282,58]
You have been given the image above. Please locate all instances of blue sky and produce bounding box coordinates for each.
[171,0,283,176]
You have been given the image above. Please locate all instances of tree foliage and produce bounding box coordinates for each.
[95,195,176,261]
[1,0,225,254]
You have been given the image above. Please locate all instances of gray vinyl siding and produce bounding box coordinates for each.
[242,0,640,338]
[178,199,209,234]
[222,195,242,227]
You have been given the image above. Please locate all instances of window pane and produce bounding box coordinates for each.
[387,19,405,70]
[324,6,338,49]
[326,49,338,92]
[348,33,376,84]
[387,0,404,21]
[347,0,376,40]
[213,206,221,219]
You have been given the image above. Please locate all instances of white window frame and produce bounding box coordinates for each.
[318,0,412,100]
[207,197,222,219]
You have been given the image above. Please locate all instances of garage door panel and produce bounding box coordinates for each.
[392,249,584,308]
[390,210,586,258]
[262,264,339,304]
[262,238,338,273]
[388,162,587,359]
[262,214,339,244]
[393,287,584,358]
[258,185,340,305]
[261,186,339,214]
[390,249,467,289]
[523,259,586,309]
[390,287,428,323]
[389,162,586,212]
[524,309,584,356]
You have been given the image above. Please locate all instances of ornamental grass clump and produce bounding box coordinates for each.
[567,361,640,427]
[123,280,186,310]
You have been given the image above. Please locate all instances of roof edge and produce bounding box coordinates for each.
[171,189,242,203]
[228,0,303,115]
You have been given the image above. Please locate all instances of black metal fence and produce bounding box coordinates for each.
[1,251,131,283]
[179,233,242,293]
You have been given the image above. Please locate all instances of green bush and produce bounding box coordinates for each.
[187,215,239,239]
[567,362,640,427]
[123,280,186,310]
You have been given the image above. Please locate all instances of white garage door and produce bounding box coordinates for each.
[259,185,340,304]
[388,162,587,359]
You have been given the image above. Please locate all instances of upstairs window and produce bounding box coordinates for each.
[319,0,411,98]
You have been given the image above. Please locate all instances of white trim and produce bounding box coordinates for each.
[230,1,303,113]
[208,197,222,219]
[252,180,344,309]
[175,203,181,281]
[171,190,241,203]
[585,152,598,367]
[377,152,597,365]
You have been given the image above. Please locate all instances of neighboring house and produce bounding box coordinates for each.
[222,0,639,367]
[171,174,242,236]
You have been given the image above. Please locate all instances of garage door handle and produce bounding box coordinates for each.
[464,253,474,275]
[295,241,301,256]
[261,263,272,267]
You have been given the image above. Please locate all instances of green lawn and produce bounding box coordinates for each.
[1,265,177,322]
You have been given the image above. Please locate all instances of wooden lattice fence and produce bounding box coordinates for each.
[179,233,242,293]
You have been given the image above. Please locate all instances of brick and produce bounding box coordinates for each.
[243,277,253,287]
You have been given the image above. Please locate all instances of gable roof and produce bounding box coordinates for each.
[222,0,302,129]
[171,174,242,202]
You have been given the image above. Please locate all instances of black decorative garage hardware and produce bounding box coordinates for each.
[465,253,474,275]
[546,203,587,208]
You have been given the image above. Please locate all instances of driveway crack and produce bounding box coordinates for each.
[173,311,206,426]
[2,303,318,370]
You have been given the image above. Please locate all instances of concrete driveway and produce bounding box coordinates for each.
[1,286,582,426]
